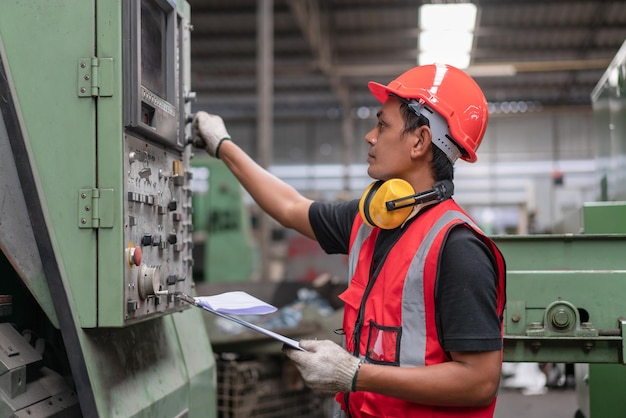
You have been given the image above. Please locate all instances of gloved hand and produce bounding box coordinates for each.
[192,111,231,158]
[283,339,362,393]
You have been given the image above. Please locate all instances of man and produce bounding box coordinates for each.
[192,63,506,417]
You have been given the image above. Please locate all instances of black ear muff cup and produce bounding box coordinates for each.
[359,179,415,229]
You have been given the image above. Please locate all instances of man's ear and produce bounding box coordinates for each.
[411,125,432,158]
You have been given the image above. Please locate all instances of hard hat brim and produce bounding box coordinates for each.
[368,81,399,104]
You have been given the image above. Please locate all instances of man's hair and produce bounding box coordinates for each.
[398,101,454,182]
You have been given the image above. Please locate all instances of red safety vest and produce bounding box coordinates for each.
[336,199,506,418]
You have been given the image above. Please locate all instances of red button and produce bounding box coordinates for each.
[132,246,142,266]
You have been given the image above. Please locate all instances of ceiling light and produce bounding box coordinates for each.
[418,3,477,69]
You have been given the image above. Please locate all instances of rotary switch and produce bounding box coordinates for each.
[137,264,161,300]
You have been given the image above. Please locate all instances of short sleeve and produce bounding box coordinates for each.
[309,200,359,255]
[436,225,502,352]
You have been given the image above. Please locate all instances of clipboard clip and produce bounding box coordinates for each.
[174,292,198,306]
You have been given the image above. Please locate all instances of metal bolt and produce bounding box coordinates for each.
[511,313,521,323]
[552,309,571,328]
[80,62,86,68]
[80,87,87,93]
[81,193,87,199]
[84,74,90,81]
[81,218,87,224]
[85,206,90,212]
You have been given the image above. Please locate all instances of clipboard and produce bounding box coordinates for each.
[177,292,306,351]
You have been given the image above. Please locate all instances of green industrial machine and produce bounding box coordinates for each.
[190,158,256,283]
[494,207,626,418]
[496,39,626,417]
[498,233,626,366]
[0,1,216,416]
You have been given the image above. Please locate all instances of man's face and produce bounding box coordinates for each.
[365,96,418,181]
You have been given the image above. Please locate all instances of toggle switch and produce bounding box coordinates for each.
[138,167,152,179]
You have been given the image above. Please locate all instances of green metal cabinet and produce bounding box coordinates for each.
[0,1,216,416]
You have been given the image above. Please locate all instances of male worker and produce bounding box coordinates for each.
[192,63,506,417]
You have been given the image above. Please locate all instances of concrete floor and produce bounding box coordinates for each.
[495,388,579,418]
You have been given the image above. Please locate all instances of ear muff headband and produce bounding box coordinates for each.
[359,179,415,229]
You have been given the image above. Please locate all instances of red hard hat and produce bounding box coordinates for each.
[368,63,488,163]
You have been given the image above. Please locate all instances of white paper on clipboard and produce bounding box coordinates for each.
[195,291,278,315]
[193,293,306,351]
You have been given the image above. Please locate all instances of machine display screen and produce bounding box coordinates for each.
[141,0,165,98]
[125,0,181,147]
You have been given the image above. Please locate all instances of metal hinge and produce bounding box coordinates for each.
[77,57,113,97]
[78,188,114,229]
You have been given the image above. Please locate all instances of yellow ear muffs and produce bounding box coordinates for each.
[358,179,415,229]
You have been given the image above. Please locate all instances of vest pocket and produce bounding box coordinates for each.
[365,320,402,365]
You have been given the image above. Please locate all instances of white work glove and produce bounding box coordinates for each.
[192,111,231,158]
[283,339,363,394]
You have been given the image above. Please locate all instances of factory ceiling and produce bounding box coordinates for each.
[187,0,626,120]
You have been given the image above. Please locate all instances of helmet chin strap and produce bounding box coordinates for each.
[406,100,463,163]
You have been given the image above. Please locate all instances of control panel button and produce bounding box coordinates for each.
[130,246,142,266]
[127,299,138,313]
[152,234,162,247]
[141,234,152,246]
